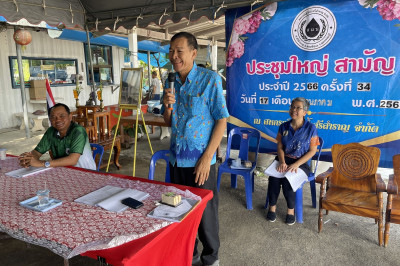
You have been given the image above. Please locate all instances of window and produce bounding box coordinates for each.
[84,44,114,85]
[9,57,78,88]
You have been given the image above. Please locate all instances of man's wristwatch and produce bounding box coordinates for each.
[44,161,51,168]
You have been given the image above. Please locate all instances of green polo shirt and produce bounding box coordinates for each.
[35,122,96,170]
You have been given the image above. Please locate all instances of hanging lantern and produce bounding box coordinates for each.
[13,29,32,46]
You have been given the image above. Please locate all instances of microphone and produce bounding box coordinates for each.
[168,72,175,110]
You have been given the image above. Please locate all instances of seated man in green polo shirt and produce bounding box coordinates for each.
[18,103,96,170]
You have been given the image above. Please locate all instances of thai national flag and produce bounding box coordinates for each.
[46,79,55,115]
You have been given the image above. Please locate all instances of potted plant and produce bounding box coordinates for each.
[111,113,144,147]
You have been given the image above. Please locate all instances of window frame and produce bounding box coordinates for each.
[84,43,114,86]
[9,56,78,89]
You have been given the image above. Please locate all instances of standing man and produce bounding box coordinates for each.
[162,32,229,266]
[150,70,161,100]
[18,103,96,170]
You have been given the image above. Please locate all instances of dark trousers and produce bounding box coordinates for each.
[169,163,219,265]
[268,156,311,210]
[268,176,296,209]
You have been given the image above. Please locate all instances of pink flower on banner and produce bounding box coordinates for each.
[230,41,245,59]
[226,41,245,67]
[233,18,251,35]
[226,4,277,67]
[248,11,263,33]
[377,0,400,20]
[226,57,234,67]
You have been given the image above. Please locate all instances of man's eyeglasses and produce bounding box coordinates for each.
[290,106,303,111]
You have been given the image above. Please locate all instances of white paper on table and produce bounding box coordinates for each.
[75,185,150,212]
[264,160,308,192]
[152,199,192,218]
[97,188,149,212]
[5,166,52,178]
[75,185,125,206]
[147,198,199,223]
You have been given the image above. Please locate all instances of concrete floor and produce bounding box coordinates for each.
[0,127,399,266]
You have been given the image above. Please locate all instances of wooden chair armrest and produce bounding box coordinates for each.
[387,174,398,194]
[375,173,386,192]
[316,167,333,184]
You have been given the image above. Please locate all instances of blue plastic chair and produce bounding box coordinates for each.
[148,150,171,183]
[264,136,324,223]
[217,127,261,210]
[90,143,104,171]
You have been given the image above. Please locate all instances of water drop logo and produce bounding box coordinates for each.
[291,5,337,52]
[305,18,320,38]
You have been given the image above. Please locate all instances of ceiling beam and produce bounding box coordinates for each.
[194,25,225,37]
[163,17,214,33]
[133,27,225,48]
[136,28,172,40]
[197,39,225,48]
[160,38,225,48]
[212,33,226,41]
[161,20,192,32]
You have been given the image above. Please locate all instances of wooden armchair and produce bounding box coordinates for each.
[72,108,96,142]
[88,109,121,170]
[74,106,121,170]
[73,107,92,125]
[384,154,400,247]
[316,143,386,246]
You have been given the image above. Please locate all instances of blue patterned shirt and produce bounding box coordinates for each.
[161,63,230,167]
[277,120,319,159]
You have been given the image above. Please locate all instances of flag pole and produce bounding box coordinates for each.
[15,28,31,138]
[45,79,55,115]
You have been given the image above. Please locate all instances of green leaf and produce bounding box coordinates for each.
[126,127,135,138]
[111,125,121,135]
[261,14,269,20]
[261,11,271,19]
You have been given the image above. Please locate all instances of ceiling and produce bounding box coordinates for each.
[112,15,227,48]
[0,0,282,49]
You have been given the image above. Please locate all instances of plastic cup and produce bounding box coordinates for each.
[0,149,6,160]
[37,189,50,206]
[232,158,241,167]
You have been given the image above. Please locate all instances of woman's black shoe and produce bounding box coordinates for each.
[267,211,276,222]
[285,214,295,225]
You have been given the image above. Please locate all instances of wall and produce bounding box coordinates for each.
[0,28,125,129]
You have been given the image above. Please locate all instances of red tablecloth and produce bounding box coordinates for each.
[81,171,212,266]
[0,157,212,266]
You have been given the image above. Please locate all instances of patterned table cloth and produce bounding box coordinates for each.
[0,158,200,259]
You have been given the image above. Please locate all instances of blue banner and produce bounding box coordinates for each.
[226,0,400,167]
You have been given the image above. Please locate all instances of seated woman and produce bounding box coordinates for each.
[266,97,319,225]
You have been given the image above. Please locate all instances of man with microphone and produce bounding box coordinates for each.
[162,32,229,266]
